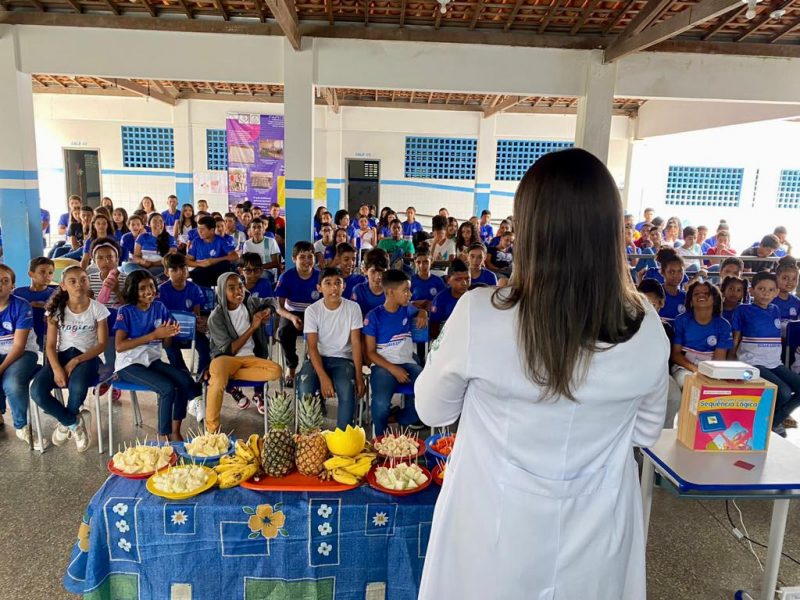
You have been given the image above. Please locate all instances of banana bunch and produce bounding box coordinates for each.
[214,435,263,489]
[320,452,376,485]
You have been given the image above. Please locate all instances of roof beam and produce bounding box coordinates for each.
[503,0,525,31]
[139,0,156,17]
[63,0,82,13]
[175,0,193,18]
[469,0,484,29]
[265,0,301,50]
[399,0,407,26]
[571,0,600,35]
[483,94,524,118]
[102,0,120,14]
[702,4,746,39]
[770,20,800,42]
[538,0,560,34]
[363,0,368,24]
[736,0,794,41]
[211,0,229,20]
[322,87,339,113]
[605,0,741,62]
[111,78,177,105]
[603,0,637,34]
[325,0,333,24]
[613,0,672,39]
[26,0,46,10]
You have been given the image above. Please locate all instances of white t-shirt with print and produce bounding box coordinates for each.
[229,304,255,357]
[303,298,363,360]
[51,299,110,353]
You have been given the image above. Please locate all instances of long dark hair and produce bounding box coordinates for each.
[90,214,112,241]
[122,269,157,306]
[456,222,479,253]
[45,265,86,326]
[492,148,645,401]
[179,203,197,231]
[148,213,172,256]
[685,280,723,317]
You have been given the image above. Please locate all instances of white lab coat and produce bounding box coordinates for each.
[415,288,669,600]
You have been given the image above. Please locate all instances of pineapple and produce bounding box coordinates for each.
[263,392,296,477]
[294,395,329,477]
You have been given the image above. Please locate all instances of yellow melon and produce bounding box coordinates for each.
[323,425,366,457]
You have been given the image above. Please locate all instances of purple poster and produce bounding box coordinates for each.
[226,113,285,210]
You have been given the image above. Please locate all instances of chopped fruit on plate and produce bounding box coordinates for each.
[432,435,456,456]
[375,463,429,491]
[374,433,420,458]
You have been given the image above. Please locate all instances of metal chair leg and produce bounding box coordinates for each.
[94,388,104,454]
[262,383,268,436]
[108,385,114,455]
[131,391,142,427]
[30,398,46,454]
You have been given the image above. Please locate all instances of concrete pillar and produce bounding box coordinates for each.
[324,111,344,215]
[283,38,315,267]
[0,25,43,279]
[575,50,617,164]
[473,113,496,218]
[173,100,195,206]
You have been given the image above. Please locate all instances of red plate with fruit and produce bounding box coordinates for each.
[367,463,433,496]
[431,463,446,486]
[241,471,360,492]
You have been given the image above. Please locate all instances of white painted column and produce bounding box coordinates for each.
[0,25,43,278]
[324,111,344,215]
[173,100,195,206]
[473,113,496,218]
[283,38,315,266]
[575,50,617,164]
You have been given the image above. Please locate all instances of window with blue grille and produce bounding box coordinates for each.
[404,136,477,180]
[777,170,800,209]
[665,166,744,208]
[121,126,174,169]
[206,129,227,171]
[495,140,574,181]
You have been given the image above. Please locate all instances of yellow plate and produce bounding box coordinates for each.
[145,465,218,500]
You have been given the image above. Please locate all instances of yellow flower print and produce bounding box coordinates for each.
[77,521,90,553]
[246,504,287,540]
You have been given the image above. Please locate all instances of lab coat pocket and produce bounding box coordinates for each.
[501,461,609,499]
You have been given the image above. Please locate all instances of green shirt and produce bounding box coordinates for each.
[378,238,415,256]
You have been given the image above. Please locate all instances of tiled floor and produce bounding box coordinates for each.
[1,390,800,600]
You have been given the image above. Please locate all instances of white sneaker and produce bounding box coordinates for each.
[190,397,205,422]
[52,423,71,446]
[16,426,50,451]
[74,410,92,452]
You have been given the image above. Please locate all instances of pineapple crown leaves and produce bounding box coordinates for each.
[297,394,324,435]
[267,392,295,432]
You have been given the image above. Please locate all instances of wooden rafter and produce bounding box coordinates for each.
[244,83,254,96]
[26,0,45,11]
[325,0,333,24]
[175,0,193,18]
[603,0,638,34]
[609,0,673,46]
[736,0,794,41]
[771,20,800,42]
[571,0,600,34]
[264,0,301,50]
[322,87,340,113]
[63,0,82,13]
[605,0,741,61]
[469,0,485,29]
[538,0,561,34]
[702,4,746,39]
[211,0,229,20]
[434,3,443,28]
[252,0,266,21]
[399,0,407,26]
[112,78,177,105]
[410,90,415,102]
[504,0,526,31]
[101,0,119,14]
[363,0,369,25]
[139,0,157,17]
[445,93,452,104]
[484,95,524,118]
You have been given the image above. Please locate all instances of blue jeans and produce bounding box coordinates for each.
[165,333,211,377]
[0,351,39,429]
[370,361,422,436]
[755,364,800,426]
[31,348,100,427]
[116,359,200,435]
[62,247,84,261]
[297,356,356,429]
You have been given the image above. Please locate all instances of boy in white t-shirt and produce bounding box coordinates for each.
[242,218,281,282]
[297,267,365,428]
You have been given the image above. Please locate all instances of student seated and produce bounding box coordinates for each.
[720,276,748,323]
[465,243,498,288]
[486,231,514,280]
[314,223,337,269]
[119,213,146,265]
[158,253,211,378]
[716,256,745,284]
[205,273,284,427]
[657,252,687,322]
[670,281,732,389]
[377,219,415,270]
[187,215,238,288]
[114,270,201,441]
[410,249,446,312]
[741,234,781,273]
[13,257,56,350]
[351,248,388,317]
[428,215,456,276]
[363,269,428,435]
[731,271,800,436]
[242,218,281,283]
[336,243,366,299]
[31,265,108,452]
[774,257,800,333]
[429,259,471,339]
[130,213,176,278]
[478,209,494,244]
[0,265,44,447]
[297,267,365,428]
[240,253,275,299]
[79,213,114,270]
[275,241,318,387]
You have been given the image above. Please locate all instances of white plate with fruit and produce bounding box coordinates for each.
[367,462,433,496]
[176,432,235,465]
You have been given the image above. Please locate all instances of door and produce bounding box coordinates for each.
[63,149,102,207]
[346,159,380,215]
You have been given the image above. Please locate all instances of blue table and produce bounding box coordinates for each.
[64,476,439,599]
[641,430,800,600]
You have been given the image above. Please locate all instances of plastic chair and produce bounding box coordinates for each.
[200,379,269,435]
[171,311,198,376]
[107,378,152,454]
[785,321,800,368]
[198,286,217,314]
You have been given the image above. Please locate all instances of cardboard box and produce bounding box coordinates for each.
[677,373,777,452]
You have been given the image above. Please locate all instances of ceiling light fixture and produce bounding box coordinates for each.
[437,0,450,14]
[741,0,760,20]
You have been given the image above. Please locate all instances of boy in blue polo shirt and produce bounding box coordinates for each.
[411,249,446,311]
[478,210,494,244]
[337,243,366,299]
[732,271,800,435]
[363,269,428,435]
[402,206,423,242]
[13,257,56,350]
[276,241,320,387]
[659,253,687,322]
[158,253,211,378]
[465,243,498,288]
[240,253,275,299]
[430,259,471,339]
[351,248,388,317]
[187,215,238,287]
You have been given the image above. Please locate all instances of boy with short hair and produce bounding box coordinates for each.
[239,253,275,299]
[224,212,247,248]
[337,243,366,299]
[161,195,180,228]
[187,216,238,287]
[275,241,318,387]
[731,271,800,436]
[377,219,415,270]
[719,256,744,281]
[197,199,209,214]
[429,259,471,339]
[742,235,781,273]
[363,269,428,435]
[402,207,423,242]
[478,210,494,244]
[411,249,446,312]
[159,253,211,378]
[314,223,337,269]
[13,257,56,350]
[351,248,388,317]
[297,267,365,428]
[242,218,281,282]
[676,226,702,270]
[465,243,498,287]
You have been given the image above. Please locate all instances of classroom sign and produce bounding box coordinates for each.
[226,113,285,210]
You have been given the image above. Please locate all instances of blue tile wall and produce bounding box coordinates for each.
[404,136,477,180]
[121,126,175,169]
[495,140,573,181]
[777,169,800,209]
[665,166,743,207]
[206,129,228,171]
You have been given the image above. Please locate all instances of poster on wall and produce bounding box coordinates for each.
[194,171,228,196]
[226,113,285,211]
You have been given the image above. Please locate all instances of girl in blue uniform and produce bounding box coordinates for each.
[774,257,800,332]
[720,276,748,323]
[658,252,687,322]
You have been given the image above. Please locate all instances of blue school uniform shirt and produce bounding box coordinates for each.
[114,301,172,370]
[12,285,57,345]
[362,304,417,364]
[343,273,367,300]
[120,231,137,262]
[411,273,446,303]
[351,282,385,317]
[189,235,232,261]
[773,294,800,323]
[470,269,497,287]
[379,226,392,239]
[245,278,275,299]
[402,221,423,241]
[161,209,181,228]
[275,268,320,313]
[136,232,176,256]
[430,288,462,324]
[157,280,205,313]
[731,303,783,369]
[0,295,39,354]
[672,313,733,366]
[479,223,494,243]
[659,289,686,321]
[722,307,737,324]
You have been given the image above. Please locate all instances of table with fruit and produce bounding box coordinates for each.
[63,394,458,600]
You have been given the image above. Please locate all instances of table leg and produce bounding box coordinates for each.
[640,454,655,545]
[761,498,790,600]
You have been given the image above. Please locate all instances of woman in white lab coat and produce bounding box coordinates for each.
[415,148,669,600]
